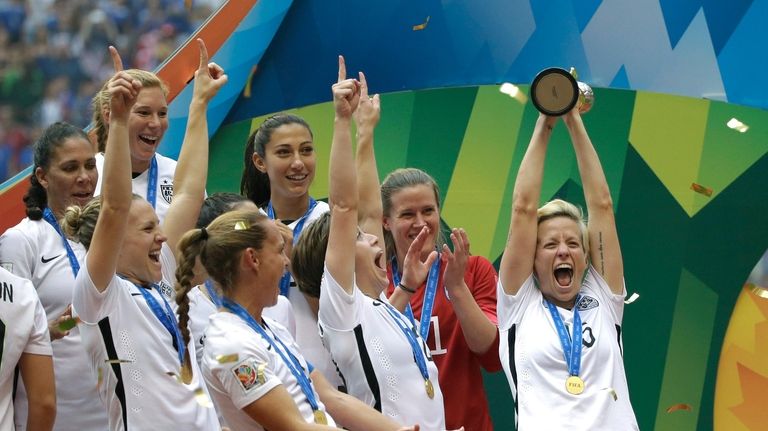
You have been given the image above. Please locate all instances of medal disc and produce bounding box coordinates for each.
[314,410,328,425]
[565,375,585,395]
[425,379,435,399]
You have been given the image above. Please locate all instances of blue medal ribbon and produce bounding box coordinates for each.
[267,197,318,297]
[221,298,322,412]
[42,207,80,278]
[545,296,582,378]
[390,256,441,341]
[379,299,432,384]
[204,279,222,308]
[146,155,158,209]
[130,279,185,365]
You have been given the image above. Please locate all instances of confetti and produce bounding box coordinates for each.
[194,387,214,408]
[243,65,258,98]
[690,183,713,197]
[624,292,640,304]
[185,0,193,10]
[499,83,528,104]
[216,353,240,364]
[727,118,749,133]
[58,316,81,331]
[234,221,249,231]
[601,387,618,401]
[412,16,430,31]
[748,284,768,299]
[666,403,692,413]
[105,358,133,364]
[96,367,103,389]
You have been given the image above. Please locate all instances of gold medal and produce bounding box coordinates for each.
[565,375,585,395]
[425,379,435,399]
[313,410,328,425]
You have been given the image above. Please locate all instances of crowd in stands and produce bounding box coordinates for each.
[0,0,223,182]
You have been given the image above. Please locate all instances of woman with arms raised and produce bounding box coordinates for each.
[62,40,226,430]
[497,108,638,430]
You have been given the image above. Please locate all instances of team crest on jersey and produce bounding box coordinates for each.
[232,360,267,392]
[576,295,599,311]
[157,281,174,300]
[160,182,173,204]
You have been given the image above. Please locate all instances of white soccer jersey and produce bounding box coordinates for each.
[202,313,335,430]
[0,218,109,431]
[319,267,445,429]
[498,266,639,430]
[73,243,219,431]
[95,152,177,223]
[189,286,296,367]
[0,268,52,431]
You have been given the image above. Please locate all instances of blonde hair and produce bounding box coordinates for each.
[61,194,144,250]
[537,199,589,255]
[91,69,169,152]
[174,209,270,357]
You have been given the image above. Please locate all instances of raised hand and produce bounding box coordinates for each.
[273,219,294,258]
[442,228,470,294]
[332,55,361,119]
[106,46,140,121]
[354,71,380,130]
[192,38,228,103]
[400,226,439,292]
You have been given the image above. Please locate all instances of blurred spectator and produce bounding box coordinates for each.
[0,0,224,183]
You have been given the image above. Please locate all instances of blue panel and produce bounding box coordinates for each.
[718,0,768,108]
[610,65,629,88]
[704,0,755,55]
[659,0,701,49]
[571,0,603,32]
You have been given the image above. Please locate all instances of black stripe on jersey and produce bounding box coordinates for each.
[99,318,128,429]
[0,318,5,364]
[13,365,19,403]
[507,324,519,416]
[353,324,381,412]
[615,324,623,356]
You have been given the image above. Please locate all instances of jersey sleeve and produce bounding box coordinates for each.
[496,272,538,332]
[0,226,37,279]
[466,257,503,371]
[24,282,53,356]
[318,264,360,331]
[71,258,122,324]
[585,266,626,324]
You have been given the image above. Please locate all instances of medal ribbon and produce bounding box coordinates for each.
[380,299,432,385]
[267,197,317,297]
[545,296,582,378]
[146,155,158,209]
[221,298,322,413]
[204,279,222,308]
[390,256,440,341]
[42,207,80,278]
[132,281,186,365]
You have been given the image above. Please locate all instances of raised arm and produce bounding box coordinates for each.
[563,110,623,293]
[163,39,227,251]
[240,385,338,431]
[498,114,558,295]
[354,72,383,248]
[20,353,56,431]
[325,55,360,294]
[86,47,139,291]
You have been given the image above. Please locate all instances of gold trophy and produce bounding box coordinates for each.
[530,67,593,115]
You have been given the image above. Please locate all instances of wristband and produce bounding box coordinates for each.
[398,283,416,294]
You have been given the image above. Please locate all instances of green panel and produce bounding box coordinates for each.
[483,370,515,428]
[629,93,710,217]
[208,118,253,193]
[287,102,337,200]
[654,269,718,431]
[405,86,479,203]
[374,91,415,179]
[442,85,526,258]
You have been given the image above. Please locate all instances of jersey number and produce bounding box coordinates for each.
[429,316,447,356]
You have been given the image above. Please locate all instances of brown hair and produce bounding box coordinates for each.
[291,212,330,298]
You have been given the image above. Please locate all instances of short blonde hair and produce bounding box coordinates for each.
[537,199,589,255]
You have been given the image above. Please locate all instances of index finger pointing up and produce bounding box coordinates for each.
[109,46,123,72]
[337,55,346,83]
[197,38,209,71]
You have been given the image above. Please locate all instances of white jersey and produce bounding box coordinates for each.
[497,266,639,430]
[279,200,345,390]
[202,312,335,430]
[95,152,177,224]
[319,267,445,429]
[0,268,52,431]
[72,243,219,431]
[188,286,296,367]
[0,218,109,431]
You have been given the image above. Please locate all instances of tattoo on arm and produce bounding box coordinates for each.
[598,231,605,275]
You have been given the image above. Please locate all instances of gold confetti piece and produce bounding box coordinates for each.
[243,65,258,98]
[412,16,430,31]
[58,316,81,331]
[257,363,267,385]
[601,387,618,401]
[185,0,192,10]
[216,353,240,364]
[105,358,133,364]
[727,118,749,133]
[499,83,528,104]
[748,284,768,299]
[666,403,693,413]
[194,387,214,408]
[234,221,249,231]
[624,292,639,304]
[690,183,713,197]
[96,367,103,389]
